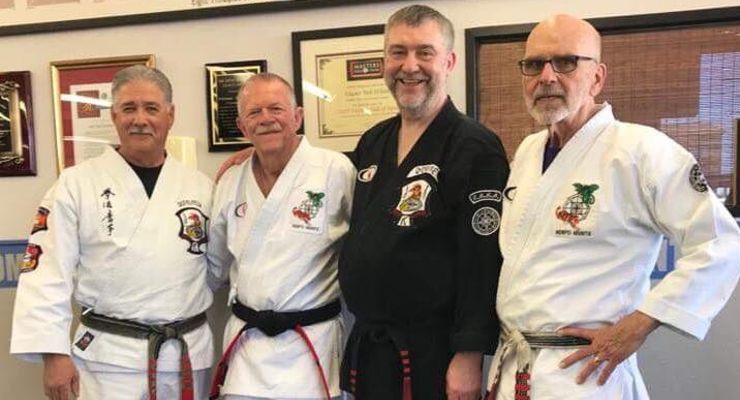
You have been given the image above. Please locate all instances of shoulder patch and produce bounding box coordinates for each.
[31,207,50,234]
[20,243,43,273]
[472,207,500,236]
[469,190,502,204]
[689,164,708,193]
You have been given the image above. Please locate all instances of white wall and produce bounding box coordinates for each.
[1,1,738,399]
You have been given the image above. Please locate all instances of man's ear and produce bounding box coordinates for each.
[590,62,607,97]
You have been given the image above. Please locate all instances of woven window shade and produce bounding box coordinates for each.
[478,23,739,204]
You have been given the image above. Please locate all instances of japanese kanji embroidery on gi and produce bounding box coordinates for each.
[176,207,209,254]
[100,188,116,236]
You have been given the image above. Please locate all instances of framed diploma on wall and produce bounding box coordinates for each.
[205,60,266,152]
[0,71,35,177]
[51,54,155,172]
[292,24,398,152]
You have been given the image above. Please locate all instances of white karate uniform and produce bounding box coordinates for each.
[11,147,215,374]
[489,104,740,399]
[209,138,355,398]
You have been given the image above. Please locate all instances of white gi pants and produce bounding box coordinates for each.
[75,357,210,400]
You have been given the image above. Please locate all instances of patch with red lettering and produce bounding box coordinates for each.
[554,183,599,237]
[20,243,43,273]
[31,207,50,234]
[290,190,326,234]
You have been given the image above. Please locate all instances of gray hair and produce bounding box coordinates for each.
[236,72,296,117]
[385,4,454,51]
[111,65,173,104]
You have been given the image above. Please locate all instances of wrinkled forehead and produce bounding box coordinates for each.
[524,20,600,59]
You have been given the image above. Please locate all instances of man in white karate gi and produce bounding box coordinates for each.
[486,14,740,400]
[207,72,355,400]
[11,65,216,400]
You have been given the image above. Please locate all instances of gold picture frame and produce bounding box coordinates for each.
[51,54,155,173]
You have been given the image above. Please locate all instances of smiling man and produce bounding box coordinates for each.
[338,5,509,400]
[486,15,740,400]
[11,65,216,400]
[207,73,355,400]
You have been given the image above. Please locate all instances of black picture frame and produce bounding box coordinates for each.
[292,24,396,152]
[206,59,267,152]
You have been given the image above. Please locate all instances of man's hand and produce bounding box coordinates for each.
[42,353,79,400]
[446,351,483,400]
[215,147,254,182]
[558,311,659,386]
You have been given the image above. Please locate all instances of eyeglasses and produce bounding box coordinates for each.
[517,55,596,76]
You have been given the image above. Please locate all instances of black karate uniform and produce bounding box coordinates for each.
[339,99,509,399]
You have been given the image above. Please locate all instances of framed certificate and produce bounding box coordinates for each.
[51,54,155,172]
[205,60,266,152]
[0,71,35,177]
[292,24,398,152]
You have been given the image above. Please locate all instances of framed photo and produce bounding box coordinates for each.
[292,24,397,152]
[206,60,266,152]
[0,71,35,177]
[51,54,155,172]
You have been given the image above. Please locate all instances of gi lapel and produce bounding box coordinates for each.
[96,147,151,247]
[500,105,616,282]
[238,139,310,270]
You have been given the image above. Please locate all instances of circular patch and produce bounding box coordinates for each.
[689,164,708,193]
[471,206,500,236]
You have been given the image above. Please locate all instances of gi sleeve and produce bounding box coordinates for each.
[10,178,79,362]
[206,170,236,292]
[450,136,510,353]
[636,135,740,340]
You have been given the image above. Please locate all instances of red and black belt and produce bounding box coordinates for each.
[346,323,414,400]
[209,299,341,400]
[80,309,206,400]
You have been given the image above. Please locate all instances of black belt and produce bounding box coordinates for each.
[231,298,341,336]
[209,299,341,400]
[346,322,414,400]
[80,309,206,400]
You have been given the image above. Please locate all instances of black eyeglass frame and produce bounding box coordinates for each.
[517,55,597,76]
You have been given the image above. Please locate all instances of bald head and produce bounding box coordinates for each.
[526,14,601,61]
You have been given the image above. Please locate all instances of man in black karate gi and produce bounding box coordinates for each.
[338,5,510,400]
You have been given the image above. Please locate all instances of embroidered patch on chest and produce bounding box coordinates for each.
[75,331,95,351]
[472,207,500,236]
[19,243,42,273]
[358,165,378,183]
[554,183,599,237]
[291,191,325,234]
[407,164,440,181]
[30,207,50,235]
[689,164,708,193]
[176,207,209,254]
[393,179,432,227]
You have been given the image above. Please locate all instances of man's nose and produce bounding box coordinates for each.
[538,62,558,84]
[400,54,420,73]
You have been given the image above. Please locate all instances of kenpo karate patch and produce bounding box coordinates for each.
[176,207,209,255]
